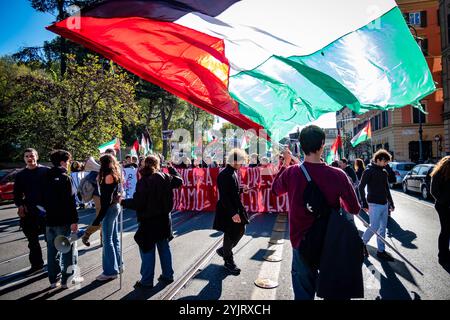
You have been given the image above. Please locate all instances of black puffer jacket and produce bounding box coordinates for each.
[358,163,394,209]
[43,167,78,227]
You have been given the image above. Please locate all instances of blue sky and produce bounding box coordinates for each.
[0,0,56,56]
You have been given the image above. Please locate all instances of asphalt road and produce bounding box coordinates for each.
[0,189,449,300]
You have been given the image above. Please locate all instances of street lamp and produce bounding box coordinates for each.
[408,23,425,163]
[418,112,424,163]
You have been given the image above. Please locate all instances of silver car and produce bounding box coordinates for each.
[389,161,416,188]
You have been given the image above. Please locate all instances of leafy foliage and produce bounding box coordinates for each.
[0,55,137,161]
[1,0,217,163]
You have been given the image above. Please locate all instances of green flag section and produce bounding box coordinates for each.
[130,140,139,157]
[98,138,120,154]
[241,135,250,150]
[230,7,435,138]
[325,152,334,165]
[207,131,215,143]
[351,122,372,147]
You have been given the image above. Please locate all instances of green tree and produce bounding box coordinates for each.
[221,122,239,137]
[0,55,138,161]
[7,0,218,162]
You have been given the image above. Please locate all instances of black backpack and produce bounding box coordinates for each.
[298,163,332,270]
[299,164,331,218]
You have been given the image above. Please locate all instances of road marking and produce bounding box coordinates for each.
[250,214,287,300]
[391,191,435,209]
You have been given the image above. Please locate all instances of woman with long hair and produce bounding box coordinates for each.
[94,154,123,281]
[430,156,450,268]
[133,155,183,288]
[354,158,366,181]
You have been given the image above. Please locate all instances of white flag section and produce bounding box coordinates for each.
[176,0,397,75]
[123,167,138,199]
[71,171,88,205]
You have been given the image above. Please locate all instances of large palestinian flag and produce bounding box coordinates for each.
[48,0,435,139]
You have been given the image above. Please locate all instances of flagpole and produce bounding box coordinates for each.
[118,137,122,162]
[270,140,301,163]
[201,128,204,166]
[369,119,373,161]
[355,214,423,276]
[119,205,124,289]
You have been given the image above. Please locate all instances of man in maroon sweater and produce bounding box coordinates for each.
[272,125,361,300]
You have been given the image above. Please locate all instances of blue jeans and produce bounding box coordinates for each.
[291,247,318,300]
[139,239,174,286]
[102,204,121,276]
[46,225,74,284]
[362,203,389,252]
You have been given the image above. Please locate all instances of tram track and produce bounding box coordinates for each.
[160,212,263,300]
[0,210,198,293]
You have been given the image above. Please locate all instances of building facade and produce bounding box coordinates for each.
[288,128,337,158]
[439,0,450,155]
[337,0,446,162]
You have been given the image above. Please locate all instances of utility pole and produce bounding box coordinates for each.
[409,24,425,163]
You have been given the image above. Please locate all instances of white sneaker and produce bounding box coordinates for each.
[50,281,61,289]
[72,276,85,284]
[96,274,118,281]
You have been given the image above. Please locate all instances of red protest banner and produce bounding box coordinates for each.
[172,168,218,212]
[169,167,288,213]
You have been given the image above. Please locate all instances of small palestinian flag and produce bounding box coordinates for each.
[98,138,120,154]
[351,122,372,147]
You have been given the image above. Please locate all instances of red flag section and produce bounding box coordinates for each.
[47,14,265,134]
[132,139,139,154]
[113,138,121,151]
[330,131,343,157]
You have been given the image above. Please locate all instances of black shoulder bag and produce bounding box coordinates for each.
[297,163,332,270]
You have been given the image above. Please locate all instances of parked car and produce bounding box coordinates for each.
[0,169,21,202]
[389,162,416,188]
[402,164,435,200]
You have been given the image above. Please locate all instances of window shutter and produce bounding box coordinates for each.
[422,38,429,55]
[448,14,450,43]
[421,10,427,27]
[403,12,409,23]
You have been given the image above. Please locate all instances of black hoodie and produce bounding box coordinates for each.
[43,167,78,227]
[358,163,394,209]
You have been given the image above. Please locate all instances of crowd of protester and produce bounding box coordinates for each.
[11,126,450,298]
